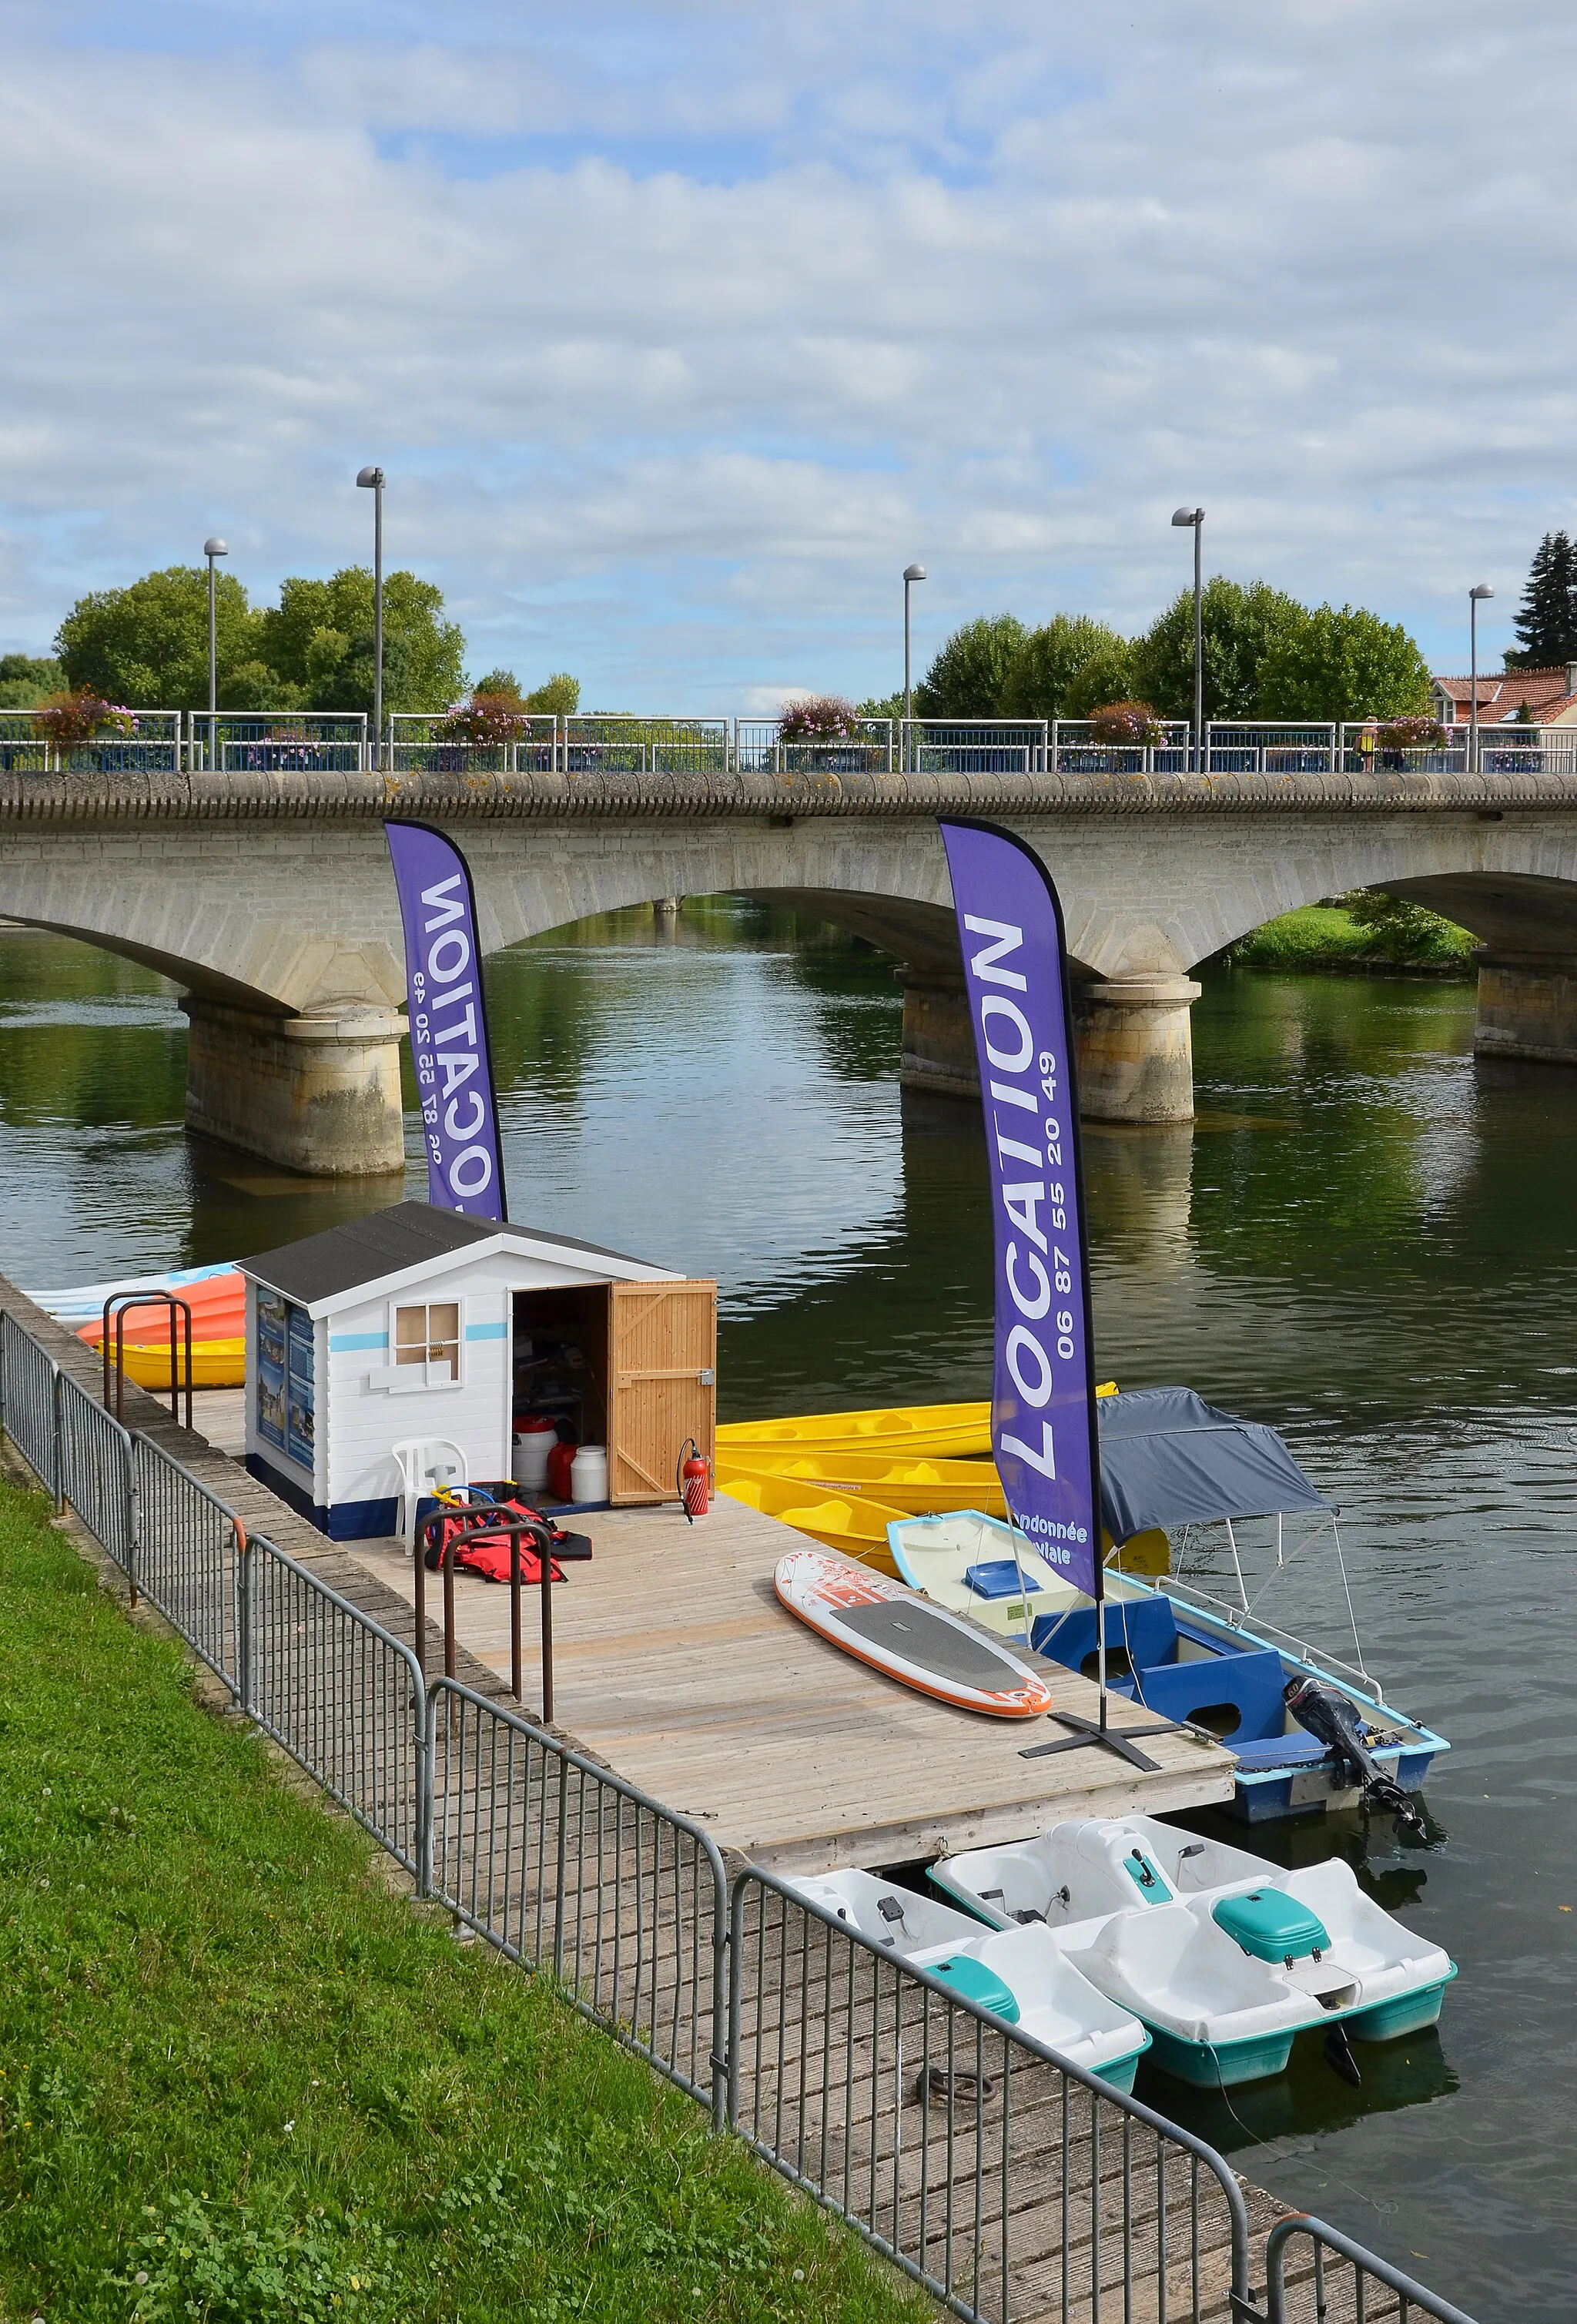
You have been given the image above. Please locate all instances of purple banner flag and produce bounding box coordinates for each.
[939,819,1100,1599]
[384,820,508,1221]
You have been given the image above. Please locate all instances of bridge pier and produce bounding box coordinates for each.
[899,969,1200,1122]
[1474,952,1577,1067]
[1074,976,1201,1124]
[182,998,408,1177]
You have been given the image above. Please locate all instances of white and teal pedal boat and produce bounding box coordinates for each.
[932,1815,1456,2088]
[888,1386,1448,1827]
[783,1864,1150,2091]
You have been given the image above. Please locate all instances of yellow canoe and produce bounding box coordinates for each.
[718,1473,908,1573]
[102,1338,246,1390]
[716,1448,1009,1521]
[717,1385,1117,1463]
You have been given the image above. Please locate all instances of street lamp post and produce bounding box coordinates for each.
[356,465,386,769]
[203,537,227,772]
[1468,583,1494,775]
[903,564,926,762]
[1171,507,1205,769]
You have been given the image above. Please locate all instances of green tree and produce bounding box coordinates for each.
[914,614,1027,718]
[524,671,581,715]
[256,568,466,715]
[56,568,274,709]
[1507,531,1577,669]
[998,615,1134,719]
[1255,603,1431,722]
[1131,578,1304,722]
[0,654,65,710]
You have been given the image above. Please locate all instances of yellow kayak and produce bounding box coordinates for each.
[717,1473,908,1573]
[717,1399,992,1459]
[717,1385,1117,1463]
[102,1338,246,1390]
[716,1448,1009,1521]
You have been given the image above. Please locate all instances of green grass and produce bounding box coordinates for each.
[0,1480,929,2324]
[1228,901,1476,969]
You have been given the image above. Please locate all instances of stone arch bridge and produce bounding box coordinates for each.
[4,762,1577,1173]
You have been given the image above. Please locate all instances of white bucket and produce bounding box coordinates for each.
[512,1424,555,1492]
[570,1444,608,1504]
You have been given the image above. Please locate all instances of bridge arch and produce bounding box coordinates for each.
[6,781,1577,1169]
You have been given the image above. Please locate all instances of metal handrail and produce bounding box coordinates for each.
[1266,2214,1481,2323]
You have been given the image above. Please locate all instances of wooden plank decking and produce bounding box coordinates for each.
[340,1493,1236,1875]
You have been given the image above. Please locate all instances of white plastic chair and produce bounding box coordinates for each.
[392,1437,469,1553]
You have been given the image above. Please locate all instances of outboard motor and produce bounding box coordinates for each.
[1284,1675,1426,1838]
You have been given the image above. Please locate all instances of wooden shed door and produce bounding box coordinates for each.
[608,1280,717,1505]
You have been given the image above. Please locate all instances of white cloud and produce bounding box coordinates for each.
[2,0,1575,695]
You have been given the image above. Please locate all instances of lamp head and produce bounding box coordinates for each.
[356,465,384,489]
[1469,582,1494,601]
[203,537,228,558]
[1171,506,1204,527]
[903,563,927,582]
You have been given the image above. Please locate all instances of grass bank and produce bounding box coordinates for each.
[1224,900,1476,972]
[0,1478,926,2324]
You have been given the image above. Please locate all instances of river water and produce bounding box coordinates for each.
[2,904,1573,2317]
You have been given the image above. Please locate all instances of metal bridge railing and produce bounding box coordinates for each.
[902,718,1048,775]
[735,719,894,776]
[1051,720,1193,776]
[564,715,734,776]
[1265,2215,1481,2324]
[386,713,559,776]
[0,709,182,777]
[425,1678,729,2124]
[0,1306,1485,2324]
[186,713,368,775]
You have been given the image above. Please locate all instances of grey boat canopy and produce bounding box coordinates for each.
[1096,1385,1329,1542]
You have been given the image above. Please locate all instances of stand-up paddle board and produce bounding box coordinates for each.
[775,1549,1053,1719]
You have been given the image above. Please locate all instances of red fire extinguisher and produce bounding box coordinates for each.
[678,1437,710,1523]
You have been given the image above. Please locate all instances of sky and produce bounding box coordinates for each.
[2,0,1575,704]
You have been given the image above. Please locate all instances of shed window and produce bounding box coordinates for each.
[393,1301,461,1388]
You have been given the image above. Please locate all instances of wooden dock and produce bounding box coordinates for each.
[341,1492,1236,1874]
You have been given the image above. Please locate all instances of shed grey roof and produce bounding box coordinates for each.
[239,1201,659,1308]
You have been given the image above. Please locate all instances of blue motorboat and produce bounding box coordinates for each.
[888,1387,1448,1827]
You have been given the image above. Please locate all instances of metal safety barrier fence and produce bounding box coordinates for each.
[1265,2215,1480,2324]
[0,1307,1485,2324]
[425,1677,729,2124]
[131,1433,243,1686]
[728,1865,1251,2324]
[58,1369,136,1577]
[249,1536,427,1875]
[2,1310,60,1495]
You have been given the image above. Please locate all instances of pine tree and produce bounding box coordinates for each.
[1508,531,1577,668]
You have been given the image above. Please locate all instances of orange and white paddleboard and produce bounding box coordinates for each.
[775,1549,1053,1719]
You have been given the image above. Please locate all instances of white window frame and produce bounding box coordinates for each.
[376,1294,464,1393]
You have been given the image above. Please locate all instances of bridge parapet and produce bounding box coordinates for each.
[4,761,1577,822]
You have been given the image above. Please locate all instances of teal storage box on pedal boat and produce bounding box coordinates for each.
[926,1954,1020,2021]
[1212,1890,1330,1964]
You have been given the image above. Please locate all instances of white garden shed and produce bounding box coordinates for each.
[239,1201,716,1540]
